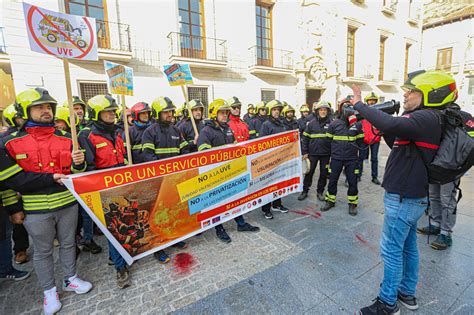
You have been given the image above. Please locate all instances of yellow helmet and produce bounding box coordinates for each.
[282,104,296,117]
[227,96,242,107]
[314,100,332,111]
[402,70,457,107]
[55,106,79,128]
[188,99,205,110]
[15,88,57,120]
[87,95,119,121]
[266,100,283,115]
[3,103,22,127]
[299,104,310,113]
[62,96,86,109]
[208,98,231,119]
[151,96,176,118]
[364,92,379,103]
[255,101,266,112]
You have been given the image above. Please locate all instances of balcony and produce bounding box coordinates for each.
[96,20,132,62]
[167,32,227,70]
[408,7,421,25]
[0,27,10,65]
[342,68,373,84]
[376,70,400,87]
[381,0,397,16]
[248,46,294,76]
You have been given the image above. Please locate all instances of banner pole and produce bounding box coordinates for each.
[180,85,198,137]
[121,94,133,165]
[62,58,79,151]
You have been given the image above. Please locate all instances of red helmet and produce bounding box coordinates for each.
[131,102,151,122]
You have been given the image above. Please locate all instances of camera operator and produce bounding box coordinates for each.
[353,70,457,315]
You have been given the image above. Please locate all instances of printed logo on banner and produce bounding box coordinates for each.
[212,217,221,224]
[202,220,211,227]
[23,2,98,60]
[232,209,241,215]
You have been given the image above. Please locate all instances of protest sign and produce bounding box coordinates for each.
[104,60,134,96]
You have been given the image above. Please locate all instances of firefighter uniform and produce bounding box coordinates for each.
[178,99,206,152]
[126,102,153,164]
[248,102,267,139]
[142,97,188,161]
[243,104,255,125]
[227,97,250,143]
[323,115,364,215]
[282,104,299,131]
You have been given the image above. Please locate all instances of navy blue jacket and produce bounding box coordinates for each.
[178,118,205,153]
[302,116,332,156]
[326,119,364,160]
[141,121,188,161]
[197,120,235,151]
[259,116,285,137]
[283,118,299,131]
[248,115,267,139]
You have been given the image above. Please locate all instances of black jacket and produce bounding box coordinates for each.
[248,115,267,139]
[178,118,205,153]
[124,123,149,164]
[197,119,235,150]
[259,116,285,137]
[243,113,255,126]
[142,121,188,161]
[302,116,332,156]
[283,118,299,131]
[326,119,364,160]
[354,101,443,198]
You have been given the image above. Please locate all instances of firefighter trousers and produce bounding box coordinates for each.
[325,159,359,205]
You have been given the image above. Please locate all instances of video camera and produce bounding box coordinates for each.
[341,100,401,122]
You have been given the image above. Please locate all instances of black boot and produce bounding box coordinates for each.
[317,192,325,201]
[320,201,335,212]
[348,204,358,216]
[298,191,308,201]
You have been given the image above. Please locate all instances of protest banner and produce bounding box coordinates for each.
[23,3,99,150]
[104,60,134,163]
[63,130,303,264]
[163,64,198,136]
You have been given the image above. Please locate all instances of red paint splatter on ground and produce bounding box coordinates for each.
[355,233,369,245]
[173,253,195,275]
[289,210,321,219]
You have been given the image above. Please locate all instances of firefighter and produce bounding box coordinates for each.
[141,96,188,262]
[197,98,259,243]
[259,100,290,219]
[248,101,267,139]
[127,102,153,163]
[358,92,382,185]
[78,94,131,289]
[299,100,333,201]
[1,103,24,137]
[63,96,88,130]
[297,104,311,134]
[0,88,92,314]
[178,99,205,153]
[243,103,255,125]
[321,97,364,216]
[54,106,79,132]
[175,103,189,128]
[282,104,299,131]
[227,97,250,142]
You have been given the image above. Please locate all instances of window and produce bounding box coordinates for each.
[256,2,273,67]
[65,0,109,49]
[178,0,206,59]
[378,36,387,81]
[404,43,411,80]
[261,89,275,103]
[346,27,356,77]
[436,48,453,71]
[79,82,108,103]
[187,86,209,116]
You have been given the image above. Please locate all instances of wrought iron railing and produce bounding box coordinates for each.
[96,20,131,52]
[249,46,293,69]
[167,32,227,62]
[0,27,7,54]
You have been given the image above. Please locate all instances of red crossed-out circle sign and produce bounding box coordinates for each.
[26,5,95,59]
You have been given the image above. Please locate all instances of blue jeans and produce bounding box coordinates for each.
[358,141,380,179]
[379,192,428,305]
[0,210,13,274]
[80,205,94,241]
[109,241,126,271]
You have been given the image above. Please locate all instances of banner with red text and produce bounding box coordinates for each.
[63,131,302,264]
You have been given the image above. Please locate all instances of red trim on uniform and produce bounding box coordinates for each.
[393,140,439,149]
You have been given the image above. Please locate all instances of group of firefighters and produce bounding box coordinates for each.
[0,69,472,315]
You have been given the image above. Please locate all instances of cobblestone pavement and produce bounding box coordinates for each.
[1,145,474,314]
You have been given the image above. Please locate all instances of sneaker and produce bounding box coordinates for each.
[116,266,131,289]
[298,191,308,201]
[359,297,400,315]
[43,287,62,315]
[173,241,188,249]
[320,201,335,212]
[108,257,115,266]
[430,234,452,250]
[372,177,381,185]
[264,211,274,220]
[82,240,102,254]
[348,204,358,216]
[416,224,440,235]
[216,228,232,243]
[272,205,289,213]
[154,250,171,264]
[0,267,30,281]
[317,192,325,201]
[397,292,419,310]
[63,274,93,294]
[15,251,28,264]
[237,223,260,232]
